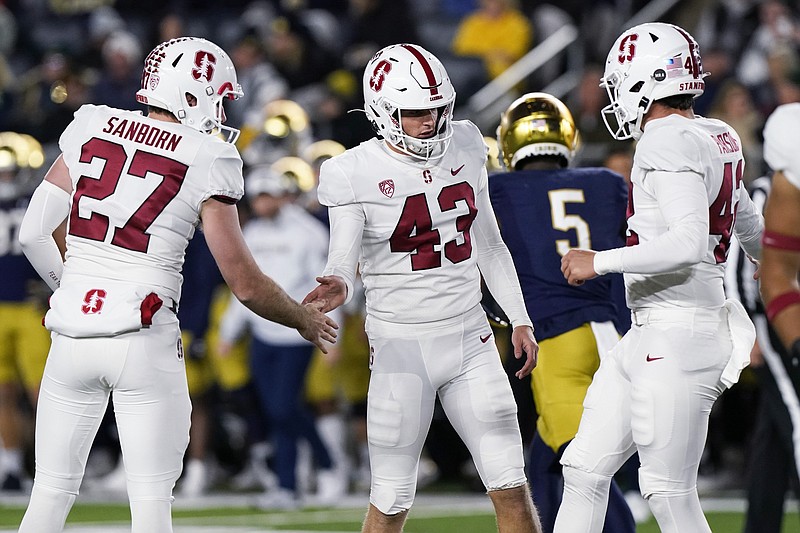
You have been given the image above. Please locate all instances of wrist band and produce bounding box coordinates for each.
[763,230,800,252]
[765,290,800,322]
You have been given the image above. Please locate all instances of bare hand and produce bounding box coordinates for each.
[298,303,339,353]
[747,254,761,281]
[511,325,538,378]
[302,275,348,313]
[561,249,598,286]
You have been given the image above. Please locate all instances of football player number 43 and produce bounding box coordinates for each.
[389,182,478,271]
[68,137,188,253]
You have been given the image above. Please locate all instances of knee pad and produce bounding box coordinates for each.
[370,455,418,515]
[480,428,526,490]
[562,464,612,500]
[127,471,179,502]
[33,467,82,495]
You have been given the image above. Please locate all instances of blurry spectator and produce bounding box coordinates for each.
[0,55,15,131]
[737,1,800,93]
[344,0,420,70]
[568,64,614,166]
[707,80,765,183]
[78,6,126,71]
[693,47,735,116]
[266,13,341,93]
[15,52,73,144]
[227,34,288,137]
[308,69,373,149]
[90,30,144,112]
[451,0,532,81]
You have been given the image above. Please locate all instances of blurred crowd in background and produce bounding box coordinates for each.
[2,0,800,508]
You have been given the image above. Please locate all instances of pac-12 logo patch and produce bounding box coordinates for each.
[379,179,395,198]
[81,289,107,315]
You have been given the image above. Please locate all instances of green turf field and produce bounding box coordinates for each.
[0,496,798,532]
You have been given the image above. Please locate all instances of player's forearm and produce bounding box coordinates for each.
[18,180,71,291]
[322,204,364,305]
[234,272,308,331]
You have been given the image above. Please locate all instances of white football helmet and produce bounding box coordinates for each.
[136,37,244,143]
[601,22,707,140]
[363,43,455,160]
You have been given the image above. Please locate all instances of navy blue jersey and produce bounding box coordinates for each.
[0,196,41,302]
[489,167,629,340]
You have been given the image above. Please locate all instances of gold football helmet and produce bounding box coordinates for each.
[497,92,579,170]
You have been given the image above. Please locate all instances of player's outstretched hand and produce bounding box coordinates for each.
[302,275,348,313]
[512,325,538,378]
[298,303,339,354]
[561,249,598,286]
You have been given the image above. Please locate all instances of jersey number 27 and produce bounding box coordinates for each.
[68,138,188,253]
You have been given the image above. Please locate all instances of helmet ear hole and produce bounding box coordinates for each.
[185,93,198,107]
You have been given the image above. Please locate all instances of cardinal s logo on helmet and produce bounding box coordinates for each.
[370,60,392,92]
[192,51,216,82]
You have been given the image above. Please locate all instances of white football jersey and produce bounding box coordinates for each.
[58,104,244,302]
[623,114,761,309]
[763,102,800,190]
[319,120,498,324]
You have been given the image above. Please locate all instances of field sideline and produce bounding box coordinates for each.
[1,491,798,532]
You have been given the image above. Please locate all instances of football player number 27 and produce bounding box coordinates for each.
[389,182,478,271]
[68,137,188,253]
[548,189,591,256]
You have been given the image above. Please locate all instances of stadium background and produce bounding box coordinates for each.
[0,0,799,530]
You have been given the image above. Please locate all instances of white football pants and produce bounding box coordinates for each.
[554,305,735,533]
[19,315,190,533]
[365,305,527,515]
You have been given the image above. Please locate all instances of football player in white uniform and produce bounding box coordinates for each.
[16,37,337,533]
[556,23,764,533]
[303,43,541,533]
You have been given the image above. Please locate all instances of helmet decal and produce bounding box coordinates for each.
[191,51,216,82]
[618,34,638,64]
[370,60,392,92]
[675,27,701,78]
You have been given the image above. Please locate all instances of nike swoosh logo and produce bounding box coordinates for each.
[450,164,465,176]
[645,354,664,362]
[480,333,492,343]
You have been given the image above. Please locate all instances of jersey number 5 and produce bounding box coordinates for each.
[389,182,477,271]
[68,137,188,253]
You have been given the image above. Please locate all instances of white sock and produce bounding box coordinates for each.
[1,448,23,475]
[316,414,348,472]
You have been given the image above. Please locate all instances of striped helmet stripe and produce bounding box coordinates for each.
[401,44,439,96]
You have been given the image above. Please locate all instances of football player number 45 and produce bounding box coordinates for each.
[68,137,188,253]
